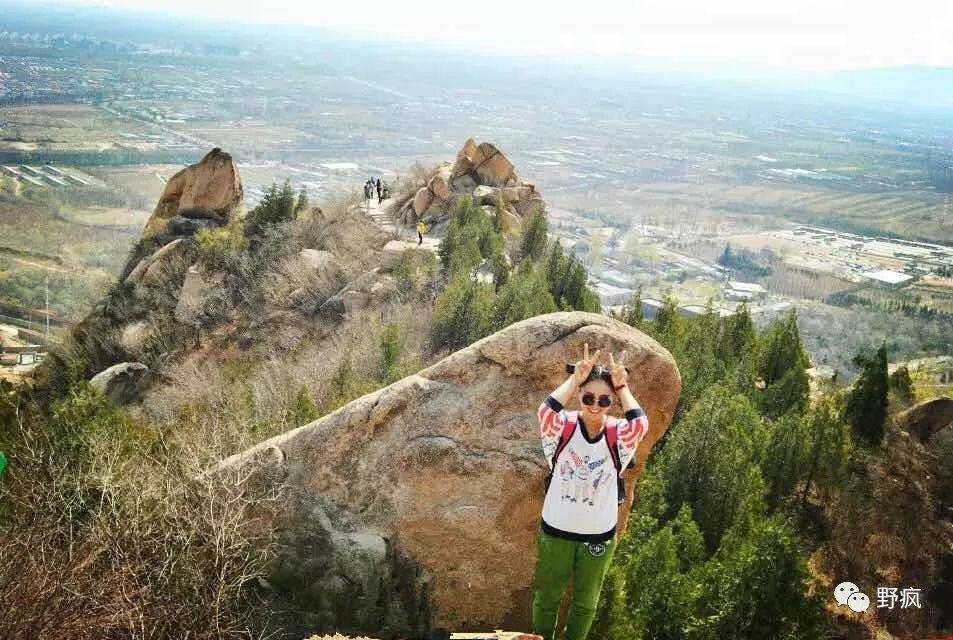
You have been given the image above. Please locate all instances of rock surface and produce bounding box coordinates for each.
[89,361,149,405]
[216,312,680,636]
[145,147,243,235]
[898,396,953,441]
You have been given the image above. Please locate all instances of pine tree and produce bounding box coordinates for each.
[698,516,826,639]
[431,274,494,351]
[490,264,557,331]
[889,364,915,406]
[658,384,768,551]
[519,208,549,262]
[617,287,644,328]
[799,395,850,509]
[652,293,685,352]
[294,186,309,217]
[756,309,811,419]
[285,386,319,426]
[245,179,297,235]
[719,302,755,366]
[846,343,889,445]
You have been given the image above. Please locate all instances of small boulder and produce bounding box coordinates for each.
[473,185,501,204]
[126,238,188,285]
[898,397,953,442]
[89,362,149,405]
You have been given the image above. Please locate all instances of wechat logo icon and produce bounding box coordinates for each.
[834,581,870,613]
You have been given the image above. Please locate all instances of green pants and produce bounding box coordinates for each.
[531,528,615,640]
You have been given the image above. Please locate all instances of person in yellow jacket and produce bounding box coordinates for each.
[417,220,427,245]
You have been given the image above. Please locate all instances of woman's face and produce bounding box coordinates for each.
[578,378,613,420]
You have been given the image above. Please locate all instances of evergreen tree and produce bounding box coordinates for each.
[617,287,644,329]
[285,386,319,426]
[846,343,889,445]
[658,384,768,551]
[798,395,850,509]
[245,180,297,235]
[431,274,494,351]
[519,208,549,262]
[697,516,826,639]
[490,264,557,331]
[718,302,755,366]
[652,293,685,352]
[294,186,309,217]
[603,505,704,640]
[545,241,569,302]
[678,301,725,410]
[889,364,915,406]
[756,309,811,419]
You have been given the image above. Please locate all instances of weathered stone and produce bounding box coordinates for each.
[412,187,434,217]
[126,238,187,285]
[514,196,545,217]
[89,362,149,405]
[474,142,518,187]
[473,185,501,204]
[145,148,243,235]
[215,312,680,635]
[898,397,953,442]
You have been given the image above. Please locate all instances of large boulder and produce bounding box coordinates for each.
[898,397,953,442]
[215,312,680,636]
[89,362,149,405]
[144,148,243,235]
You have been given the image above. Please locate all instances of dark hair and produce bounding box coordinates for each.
[582,365,613,387]
[566,363,613,387]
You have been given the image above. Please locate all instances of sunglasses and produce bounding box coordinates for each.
[581,392,612,408]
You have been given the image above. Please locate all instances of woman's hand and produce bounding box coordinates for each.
[572,342,602,387]
[608,351,628,389]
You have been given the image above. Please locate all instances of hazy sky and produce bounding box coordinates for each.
[64,0,953,72]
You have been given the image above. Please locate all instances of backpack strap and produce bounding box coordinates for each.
[605,421,623,475]
[550,413,577,470]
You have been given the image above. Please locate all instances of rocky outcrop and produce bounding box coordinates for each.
[89,361,149,405]
[144,147,243,235]
[898,396,953,442]
[215,312,680,636]
[395,139,542,227]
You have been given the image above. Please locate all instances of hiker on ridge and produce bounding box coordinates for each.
[533,344,649,640]
[417,219,427,245]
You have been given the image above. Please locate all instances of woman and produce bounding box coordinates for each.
[532,343,650,640]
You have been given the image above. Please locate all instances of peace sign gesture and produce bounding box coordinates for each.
[571,342,602,386]
[608,351,628,390]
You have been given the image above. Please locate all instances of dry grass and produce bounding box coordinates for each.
[0,379,282,640]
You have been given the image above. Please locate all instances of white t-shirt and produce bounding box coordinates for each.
[538,396,649,541]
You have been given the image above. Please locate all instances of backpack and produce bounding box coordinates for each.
[543,413,632,505]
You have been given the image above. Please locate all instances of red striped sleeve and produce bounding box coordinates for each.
[618,408,649,451]
[538,397,566,438]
